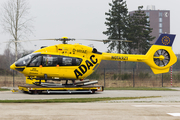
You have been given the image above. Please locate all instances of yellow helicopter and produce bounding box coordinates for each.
[10,34,177,84]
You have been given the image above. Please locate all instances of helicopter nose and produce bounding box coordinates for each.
[10,63,16,70]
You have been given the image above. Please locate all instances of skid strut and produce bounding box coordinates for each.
[17,79,103,94]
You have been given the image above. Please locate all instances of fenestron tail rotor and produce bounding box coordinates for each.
[153,49,170,67]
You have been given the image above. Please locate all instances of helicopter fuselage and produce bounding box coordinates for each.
[10,43,102,80]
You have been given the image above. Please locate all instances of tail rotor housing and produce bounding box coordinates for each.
[153,49,170,67]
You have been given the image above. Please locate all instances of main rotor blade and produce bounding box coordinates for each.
[0,38,132,44]
[15,39,45,43]
[0,39,41,44]
[79,39,132,42]
[40,38,76,41]
[2,38,75,43]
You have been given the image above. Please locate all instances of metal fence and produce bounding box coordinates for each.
[0,68,179,88]
[87,68,180,88]
[0,71,26,87]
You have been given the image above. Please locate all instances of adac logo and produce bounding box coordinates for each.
[162,36,170,45]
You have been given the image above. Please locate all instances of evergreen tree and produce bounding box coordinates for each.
[126,6,155,71]
[127,6,155,54]
[103,0,129,54]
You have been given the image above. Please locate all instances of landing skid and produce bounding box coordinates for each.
[34,79,98,87]
[23,76,103,94]
[27,76,98,87]
[18,84,103,94]
[17,79,103,94]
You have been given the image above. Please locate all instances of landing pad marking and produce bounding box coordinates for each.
[167,113,180,116]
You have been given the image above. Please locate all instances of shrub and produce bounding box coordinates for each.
[115,73,132,80]
[172,73,180,81]
[122,73,131,80]
[162,73,170,81]
[86,71,101,80]
[138,72,151,79]
[113,74,118,80]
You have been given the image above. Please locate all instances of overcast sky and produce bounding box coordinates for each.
[0,0,179,55]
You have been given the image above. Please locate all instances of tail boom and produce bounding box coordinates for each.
[101,34,177,74]
[102,53,146,62]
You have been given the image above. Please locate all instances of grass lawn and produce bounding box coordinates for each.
[0,96,160,103]
[104,87,177,91]
[0,88,10,91]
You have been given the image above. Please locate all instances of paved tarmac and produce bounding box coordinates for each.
[1,89,180,102]
[1,88,180,120]
[0,103,180,120]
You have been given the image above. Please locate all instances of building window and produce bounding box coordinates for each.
[159,12,162,17]
[146,12,149,16]
[159,18,162,22]
[159,29,162,33]
[147,18,149,22]
[159,23,162,28]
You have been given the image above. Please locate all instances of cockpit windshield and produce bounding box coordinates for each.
[15,53,40,66]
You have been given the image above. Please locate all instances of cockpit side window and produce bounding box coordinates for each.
[15,52,41,67]
[28,56,42,67]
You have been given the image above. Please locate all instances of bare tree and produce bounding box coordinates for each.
[3,46,14,70]
[1,0,33,61]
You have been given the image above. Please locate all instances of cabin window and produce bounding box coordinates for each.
[28,56,42,67]
[60,56,82,66]
[27,54,82,67]
[62,57,72,66]
[42,55,58,67]
[76,58,82,65]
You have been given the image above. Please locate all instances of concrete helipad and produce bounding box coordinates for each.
[1,89,180,102]
[1,89,180,120]
[0,103,180,120]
